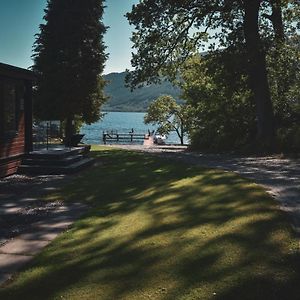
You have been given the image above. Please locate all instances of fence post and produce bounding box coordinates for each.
[103,132,106,145]
[46,122,49,150]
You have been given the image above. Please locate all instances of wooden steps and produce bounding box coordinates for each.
[18,146,95,175]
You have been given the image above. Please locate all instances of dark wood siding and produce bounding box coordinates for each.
[0,112,25,176]
[0,63,34,177]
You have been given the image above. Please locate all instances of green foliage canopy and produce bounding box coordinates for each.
[126,0,298,86]
[180,53,256,151]
[144,95,191,145]
[127,0,300,152]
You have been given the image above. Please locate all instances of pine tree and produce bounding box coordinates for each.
[32,0,107,143]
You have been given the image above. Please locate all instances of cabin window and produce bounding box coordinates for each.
[0,80,23,138]
[4,83,17,133]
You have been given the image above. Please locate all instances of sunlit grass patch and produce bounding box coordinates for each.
[1,145,300,300]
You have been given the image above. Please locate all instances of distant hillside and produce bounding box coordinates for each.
[102,72,182,112]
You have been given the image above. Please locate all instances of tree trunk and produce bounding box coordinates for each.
[243,0,275,152]
[270,0,286,126]
[180,135,184,145]
[65,116,74,147]
[270,0,285,42]
[174,126,184,145]
[180,124,184,145]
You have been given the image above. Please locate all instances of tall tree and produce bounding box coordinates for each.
[126,0,297,151]
[266,0,285,42]
[32,0,107,144]
[242,0,275,148]
[144,95,191,145]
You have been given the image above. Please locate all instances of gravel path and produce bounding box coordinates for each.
[109,144,300,236]
[0,174,72,246]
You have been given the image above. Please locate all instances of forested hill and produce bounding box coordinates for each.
[102,72,182,112]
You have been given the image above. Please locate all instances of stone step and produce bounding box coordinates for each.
[26,145,90,160]
[18,157,95,175]
[22,154,84,166]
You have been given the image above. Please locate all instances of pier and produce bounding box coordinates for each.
[102,130,153,145]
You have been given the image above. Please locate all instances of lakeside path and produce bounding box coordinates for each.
[0,174,89,285]
[108,144,300,236]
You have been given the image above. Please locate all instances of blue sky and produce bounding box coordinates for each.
[0,0,138,74]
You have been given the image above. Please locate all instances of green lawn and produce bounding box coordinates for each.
[1,146,300,300]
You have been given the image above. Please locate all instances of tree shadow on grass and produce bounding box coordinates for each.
[1,149,300,300]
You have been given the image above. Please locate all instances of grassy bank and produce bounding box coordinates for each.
[1,146,299,300]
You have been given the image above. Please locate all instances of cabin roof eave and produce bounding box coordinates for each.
[0,62,35,81]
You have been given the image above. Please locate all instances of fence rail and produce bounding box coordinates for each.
[102,131,150,144]
[33,121,62,150]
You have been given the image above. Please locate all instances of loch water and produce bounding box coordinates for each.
[80,111,185,145]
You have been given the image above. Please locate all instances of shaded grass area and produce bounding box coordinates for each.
[1,146,300,299]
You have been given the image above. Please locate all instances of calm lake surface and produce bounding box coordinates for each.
[80,111,185,145]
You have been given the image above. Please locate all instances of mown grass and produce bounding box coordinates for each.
[1,146,300,300]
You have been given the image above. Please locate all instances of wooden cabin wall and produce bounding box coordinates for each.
[0,63,34,177]
[0,112,25,177]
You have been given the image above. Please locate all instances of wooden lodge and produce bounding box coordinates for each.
[0,63,34,177]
